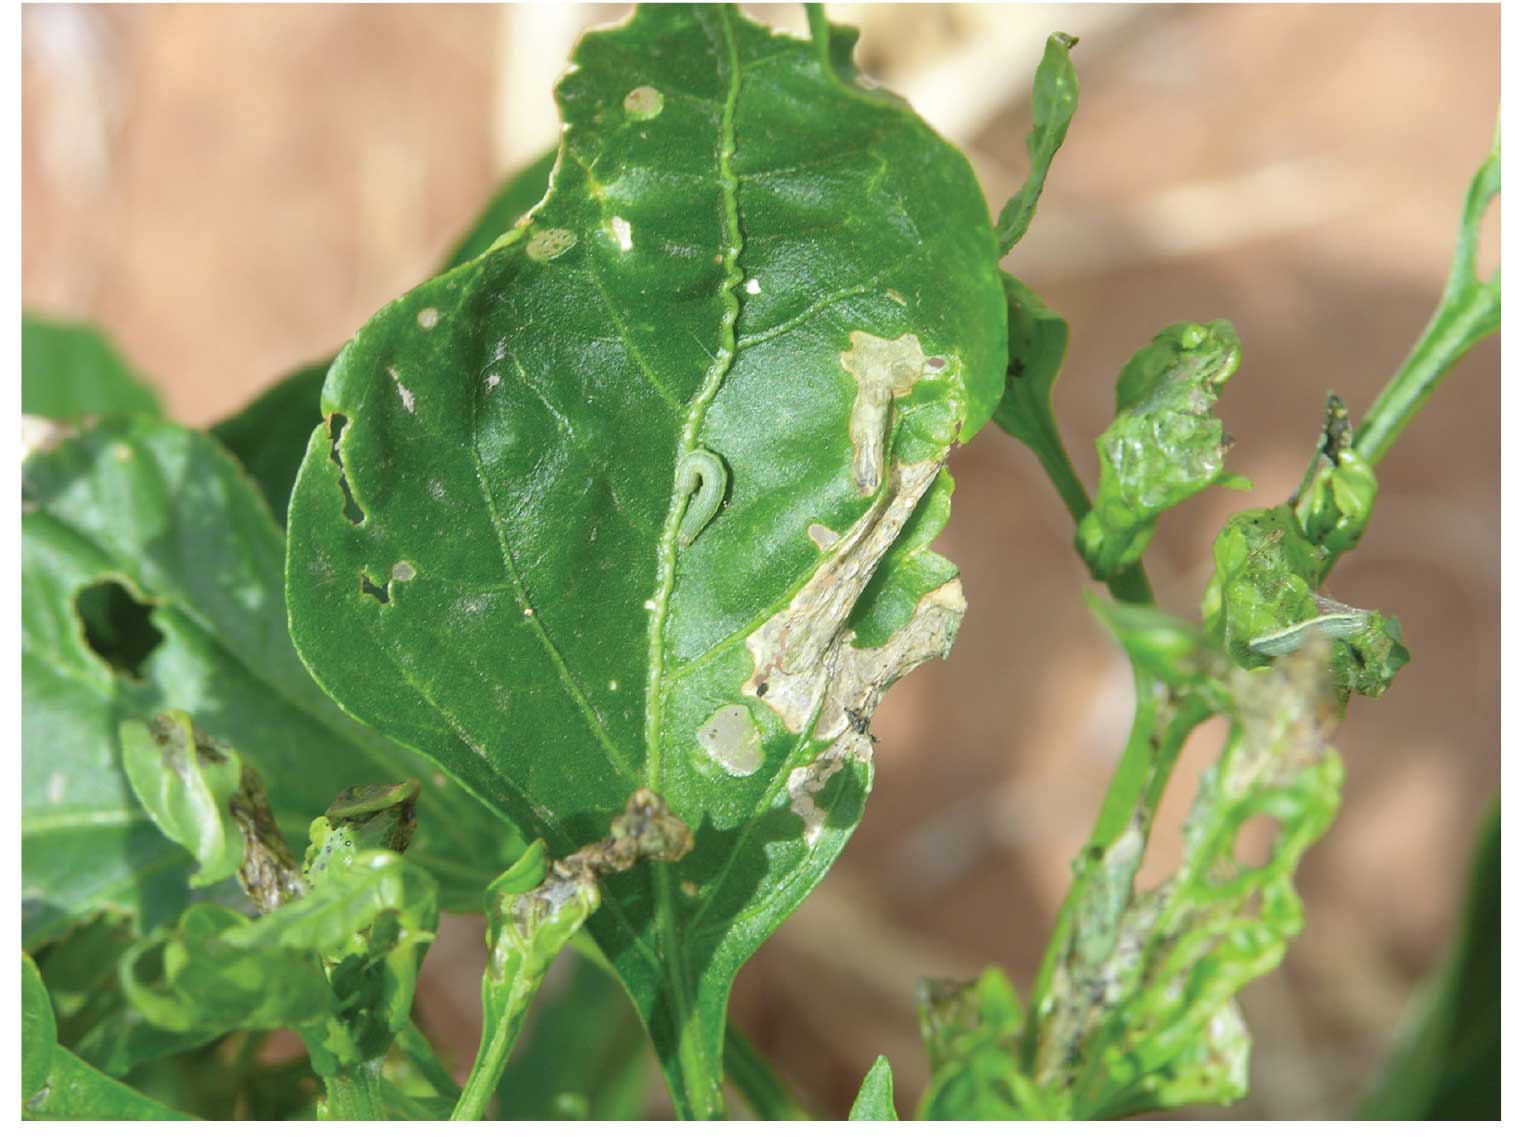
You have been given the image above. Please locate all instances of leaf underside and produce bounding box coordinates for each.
[286,5,1006,1113]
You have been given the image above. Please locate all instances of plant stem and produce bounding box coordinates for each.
[396,1020,461,1104]
[451,960,545,1121]
[1352,284,1500,467]
[725,1026,810,1120]
[322,1060,386,1120]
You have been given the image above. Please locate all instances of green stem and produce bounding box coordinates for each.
[725,1026,810,1120]
[1352,283,1500,467]
[396,1020,461,1104]
[451,959,547,1121]
[322,1060,387,1120]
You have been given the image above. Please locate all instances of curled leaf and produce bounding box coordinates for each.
[1076,321,1245,580]
[996,33,1080,255]
[1203,505,1409,698]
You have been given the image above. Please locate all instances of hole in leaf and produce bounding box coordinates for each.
[1232,812,1280,869]
[360,572,390,605]
[75,580,162,680]
[1134,718,1228,891]
[327,413,365,525]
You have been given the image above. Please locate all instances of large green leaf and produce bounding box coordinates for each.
[286,5,1005,1116]
[21,417,520,948]
[22,954,192,1120]
[22,315,162,422]
[211,151,556,524]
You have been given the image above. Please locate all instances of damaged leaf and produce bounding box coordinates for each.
[920,616,1344,1119]
[995,33,1080,255]
[21,417,520,949]
[284,5,1006,1116]
[1075,321,1247,581]
[1203,505,1409,698]
[211,150,556,525]
[455,791,691,1120]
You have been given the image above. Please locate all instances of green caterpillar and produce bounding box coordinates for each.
[1247,611,1371,657]
[675,448,727,547]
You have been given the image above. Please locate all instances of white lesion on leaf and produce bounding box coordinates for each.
[741,458,968,844]
[608,216,633,251]
[807,522,840,551]
[696,703,764,777]
[840,331,928,495]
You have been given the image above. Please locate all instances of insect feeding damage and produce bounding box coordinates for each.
[840,331,929,495]
[497,789,692,971]
[743,459,967,843]
[696,703,764,776]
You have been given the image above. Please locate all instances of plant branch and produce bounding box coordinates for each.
[1352,119,1500,468]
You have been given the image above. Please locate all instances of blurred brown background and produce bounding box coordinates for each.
[22,3,1499,1120]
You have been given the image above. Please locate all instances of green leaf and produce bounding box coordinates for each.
[33,915,221,1078]
[23,953,192,1120]
[848,1055,899,1120]
[917,968,1052,1120]
[1075,321,1245,581]
[285,5,1006,1117]
[443,148,558,268]
[120,904,333,1036]
[22,315,161,422]
[1358,801,1499,1120]
[121,711,244,888]
[995,33,1079,255]
[210,152,555,525]
[21,417,520,949]
[23,954,56,1100]
[991,272,1088,519]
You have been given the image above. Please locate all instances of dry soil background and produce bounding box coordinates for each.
[22,3,1500,1120]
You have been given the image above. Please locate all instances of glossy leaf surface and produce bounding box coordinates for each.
[211,149,556,524]
[286,5,1006,1114]
[21,418,519,948]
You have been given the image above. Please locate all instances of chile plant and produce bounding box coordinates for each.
[20,5,1500,1121]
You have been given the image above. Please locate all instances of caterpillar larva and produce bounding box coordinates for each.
[1247,611,1370,657]
[675,448,727,547]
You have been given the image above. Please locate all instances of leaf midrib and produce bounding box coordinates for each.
[636,6,747,1109]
